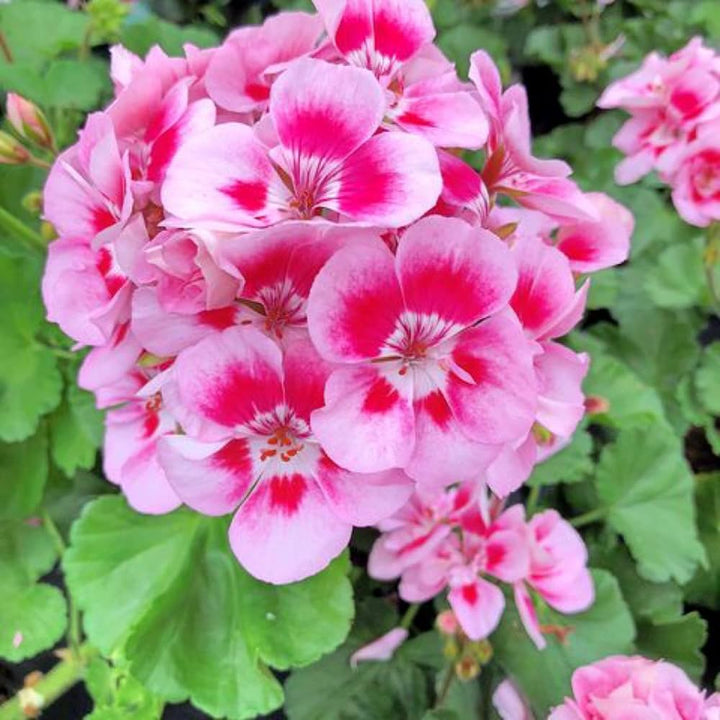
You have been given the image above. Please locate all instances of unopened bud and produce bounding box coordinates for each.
[531,423,554,447]
[6,94,54,150]
[585,395,610,415]
[466,638,493,664]
[436,609,459,636]
[0,130,30,165]
[443,637,460,660]
[455,654,480,681]
[22,191,43,215]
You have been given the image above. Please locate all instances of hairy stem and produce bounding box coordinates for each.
[400,603,420,630]
[570,507,607,528]
[434,662,456,709]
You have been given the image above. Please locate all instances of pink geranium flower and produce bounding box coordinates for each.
[156,329,412,583]
[550,655,719,720]
[162,58,441,230]
[307,215,537,485]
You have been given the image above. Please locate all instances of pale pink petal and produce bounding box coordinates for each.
[330,131,442,227]
[312,364,415,473]
[469,50,503,125]
[229,472,351,583]
[485,433,537,497]
[508,176,598,222]
[119,441,181,515]
[447,314,537,445]
[396,216,517,327]
[159,435,255,516]
[78,325,142,394]
[555,192,633,273]
[492,680,533,720]
[315,456,413,525]
[350,627,408,668]
[448,578,505,640]
[437,150,491,224]
[307,236,403,362]
[485,529,531,583]
[514,582,546,650]
[161,123,279,231]
[282,335,332,422]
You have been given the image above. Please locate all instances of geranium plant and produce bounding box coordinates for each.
[0,0,718,719]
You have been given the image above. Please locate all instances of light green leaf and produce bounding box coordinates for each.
[0,520,57,587]
[644,237,706,309]
[64,497,353,719]
[0,431,49,519]
[595,426,706,584]
[491,570,635,715]
[50,382,103,477]
[528,429,593,487]
[44,59,111,110]
[0,583,67,662]
[119,17,218,56]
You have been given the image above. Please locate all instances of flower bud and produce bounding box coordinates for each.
[6,94,54,150]
[0,130,31,165]
[455,654,481,681]
[585,395,610,415]
[22,191,43,215]
[436,609,459,636]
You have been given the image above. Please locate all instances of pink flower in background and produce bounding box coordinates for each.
[549,656,720,720]
[493,680,534,720]
[349,627,408,667]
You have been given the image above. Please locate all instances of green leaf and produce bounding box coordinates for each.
[1,583,67,662]
[64,497,353,719]
[527,429,593,487]
[595,426,706,584]
[644,236,706,309]
[635,612,707,682]
[695,343,720,416]
[422,711,459,720]
[0,520,66,662]
[119,17,218,56]
[0,1,89,69]
[50,381,103,477]
[491,570,635,715]
[0,255,63,441]
[0,431,49,519]
[686,473,720,609]
[44,59,111,110]
[437,26,508,78]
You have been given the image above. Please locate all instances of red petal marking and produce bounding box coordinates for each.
[142,411,160,439]
[213,438,253,477]
[335,7,371,54]
[198,307,238,330]
[397,111,435,128]
[362,376,400,413]
[451,347,486,385]
[421,390,452,428]
[486,542,506,570]
[221,180,269,213]
[283,107,359,160]
[268,473,307,515]
[246,82,271,102]
[461,583,479,605]
[339,150,393,214]
[374,7,422,63]
[96,247,112,276]
[105,275,125,297]
[91,206,116,233]
[200,363,281,428]
[147,125,181,183]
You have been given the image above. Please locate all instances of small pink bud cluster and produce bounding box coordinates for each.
[599,37,720,228]
[369,484,593,647]
[0,94,55,166]
[41,0,631,586]
[550,655,720,720]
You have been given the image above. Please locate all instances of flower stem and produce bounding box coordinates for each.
[704,226,720,313]
[434,662,456,709]
[0,645,93,720]
[400,603,420,630]
[0,206,45,253]
[570,507,606,529]
[526,485,541,516]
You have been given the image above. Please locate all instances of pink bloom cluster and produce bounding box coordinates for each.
[42,0,631,585]
[369,484,593,647]
[599,37,720,227]
[550,655,720,720]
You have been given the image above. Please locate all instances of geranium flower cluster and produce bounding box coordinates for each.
[549,655,720,720]
[369,484,593,648]
[41,0,631,585]
[599,37,720,228]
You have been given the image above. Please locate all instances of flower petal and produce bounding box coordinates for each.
[396,216,517,327]
[229,472,351,583]
[311,364,415,473]
[448,578,505,641]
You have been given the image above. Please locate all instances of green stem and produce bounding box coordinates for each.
[0,645,93,720]
[0,31,13,63]
[400,603,420,630]
[526,485,541,516]
[704,227,720,314]
[27,155,51,170]
[41,511,82,658]
[434,662,456,709]
[36,341,76,360]
[0,206,45,253]
[570,507,607,529]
